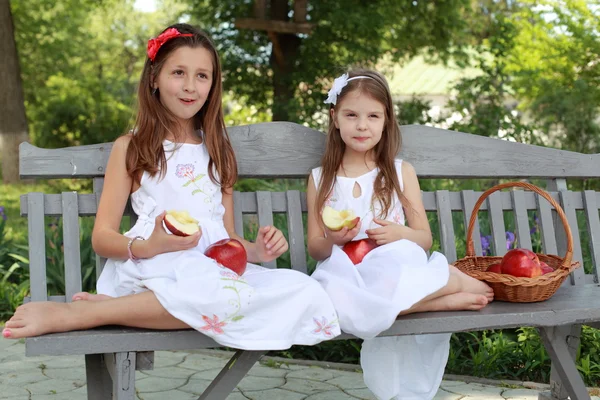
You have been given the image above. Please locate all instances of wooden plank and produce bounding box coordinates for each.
[558,191,585,285]
[435,191,457,262]
[197,351,265,400]
[286,190,307,273]
[94,177,107,279]
[105,352,136,400]
[461,190,483,256]
[536,194,559,255]
[233,191,244,238]
[256,191,276,269]
[62,192,82,301]
[487,192,507,257]
[583,191,600,283]
[24,285,600,357]
[27,193,48,301]
[19,123,600,180]
[85,354,112,400]
[511,190,533,250]
[21,193,98,217]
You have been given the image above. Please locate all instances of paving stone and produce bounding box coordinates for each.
[440,379,468,388]
[135,376,187,393]
[325,372,368,390]
[242,388,308,400]
[502,388,546,399]
[178,353,228,372]
[237,375,286,391]
[138,366,197,379]
[31,391,86,400]
[285,367,336,382]
[137,390,198,400]
[432,388,464,400]
[280,377,339,395]
[305,390,366,400]
[178,377,215,395]
[343,388,379,400]
[42,367,86,381]
[24,378,84,395]
[444,382,505,399]
[0,383,30,399]
[32,356,84,369]
[248,364,290,378]
[0,369,48,385]
[153,351,187,368]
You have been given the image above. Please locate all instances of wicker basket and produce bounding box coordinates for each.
[453,182,580,303]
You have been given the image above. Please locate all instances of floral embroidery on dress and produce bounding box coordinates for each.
[313,316,338,338]
[175,163,212,203]
[200,314,226,334]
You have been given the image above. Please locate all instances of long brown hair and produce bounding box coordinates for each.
[315,69,411,220]
[125,23,237,190]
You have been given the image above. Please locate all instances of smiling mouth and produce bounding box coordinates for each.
[180,98,196,104]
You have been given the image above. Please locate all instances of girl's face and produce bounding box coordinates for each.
[332,90,386,155]
[153,46,214,126]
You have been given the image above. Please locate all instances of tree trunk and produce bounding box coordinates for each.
[0,0,30,183]
[269,0,301,122]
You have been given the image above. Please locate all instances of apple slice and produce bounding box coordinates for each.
[164,210,200,237]
[322,206,360,231]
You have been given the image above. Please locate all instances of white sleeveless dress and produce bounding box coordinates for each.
[311,160,452,400]
[97,139,340,350]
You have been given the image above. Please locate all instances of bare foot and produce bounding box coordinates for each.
[72,292,112,302]
[3,302,80,339]
[403,292,489,314]
[450,265,493,297]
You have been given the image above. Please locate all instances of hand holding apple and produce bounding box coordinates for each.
[365,218,406,245]
[322,206,360,231]
[205,238,248,275]
[164,210,201,237]
[255,225,289,262]
[500,248,542,278]
[342,238,378,265]
[139,212,202,258]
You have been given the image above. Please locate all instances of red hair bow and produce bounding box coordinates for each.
[147,28,193,62]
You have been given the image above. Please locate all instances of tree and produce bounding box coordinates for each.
[190,0,478,125]
[0,0,29,183]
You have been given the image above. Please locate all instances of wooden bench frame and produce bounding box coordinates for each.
[18,122,600,400]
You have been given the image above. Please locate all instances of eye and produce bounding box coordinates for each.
[346,112,356,117]
[173,69,184,76]
[370,114,380,118]
[197,73,208,79]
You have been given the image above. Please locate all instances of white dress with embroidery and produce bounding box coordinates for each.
[311,160,452,400]
[97,140,340,350]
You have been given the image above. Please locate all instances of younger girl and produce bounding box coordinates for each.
[307,69,494,399]
[3,24,340,349]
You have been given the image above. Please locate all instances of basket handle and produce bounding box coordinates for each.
[465,181,573,268]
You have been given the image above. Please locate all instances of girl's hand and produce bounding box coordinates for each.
[142,212,202,257]
[325,220,362,246]
[365,218,406,245]
[255,225,289,262]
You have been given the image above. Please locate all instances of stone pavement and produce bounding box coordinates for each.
[0,335,596,400]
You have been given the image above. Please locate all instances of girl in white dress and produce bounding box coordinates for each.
[307,69,494,399]
[3,24,340,348]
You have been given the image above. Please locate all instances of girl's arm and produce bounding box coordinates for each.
[306,174,360,261]
[92,135,200,260]
[222,188,288,263]
[366,162,433,251]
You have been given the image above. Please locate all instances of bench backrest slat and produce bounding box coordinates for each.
[511,190,533,250]
[286,190,308,274]
[583,191,600,283]
[487,192,508,257]
[461,190,484,256]
[256,191,276,269]
[27,192,48,301]
[61,192,82,301]
[559,191,585,285]
[435,190,457,263]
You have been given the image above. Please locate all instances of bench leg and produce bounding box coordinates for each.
[85,354,113,400]
[105,352,137,400]
[197,350,265,400]
[538,326,590,400]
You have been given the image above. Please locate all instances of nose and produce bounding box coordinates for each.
[357,117,367,131]
[183,76,196,93]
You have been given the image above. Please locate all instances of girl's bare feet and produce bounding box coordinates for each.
[72,292,113,302]
[450,265,494,299]
[402,292,489,314]
[3,302,80,339]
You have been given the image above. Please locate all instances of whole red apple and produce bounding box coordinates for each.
[540,262,554,275]
[486,263,502,273]
[205,238,248,275]
[342,239,378,265]
[500,248,542,278]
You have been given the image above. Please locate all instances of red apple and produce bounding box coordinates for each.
[486,263,502,273]
[164,210,200,237]
[322,206,360,231]
[342,239,378,265]
[205,238,248,275]
[500,248,542,278]
[540,262,554,275]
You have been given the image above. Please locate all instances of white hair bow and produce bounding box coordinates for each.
[324,73,373,105]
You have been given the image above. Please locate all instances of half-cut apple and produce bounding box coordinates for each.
[164,210,200,237]
[322,206,360,231]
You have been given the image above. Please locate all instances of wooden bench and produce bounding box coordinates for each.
[19,122,600,400]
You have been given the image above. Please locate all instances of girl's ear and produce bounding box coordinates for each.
[330,108,339,129]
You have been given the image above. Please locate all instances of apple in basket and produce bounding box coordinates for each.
[164,210,200,237]
[500,248,542,278]
[322,206,360,231]
[204,238,248,275]
[540,261,554,275]
[342,239,378,265]
[486,263,502,273]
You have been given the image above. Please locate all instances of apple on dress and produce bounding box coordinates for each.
[205,238,248,276]
[342,239,378,265]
